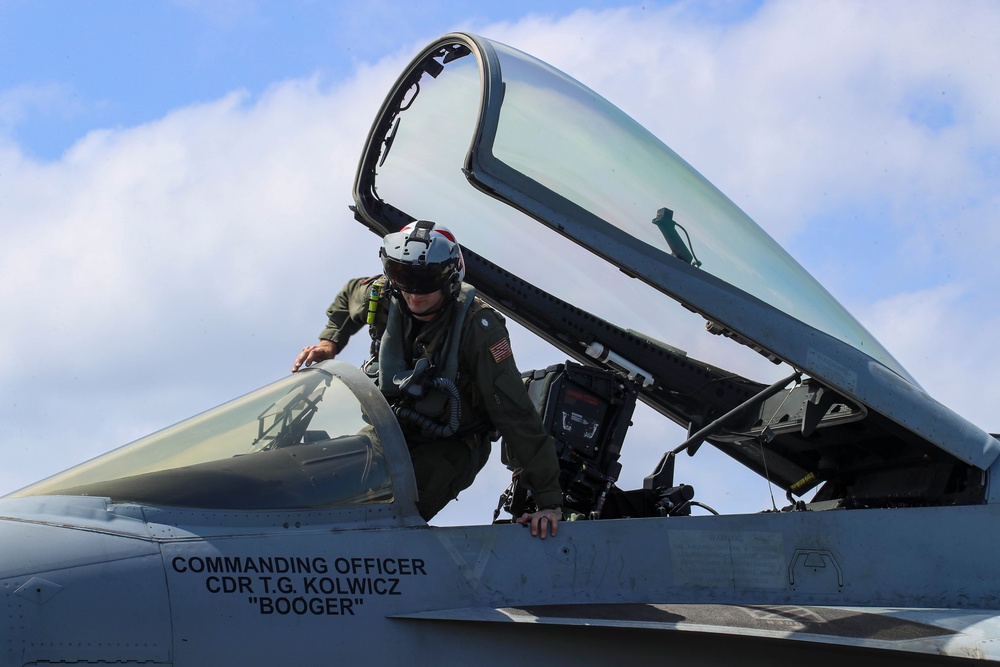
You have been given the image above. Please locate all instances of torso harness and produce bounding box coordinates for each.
[366,282,479,440]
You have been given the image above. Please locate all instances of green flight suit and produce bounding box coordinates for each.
[319,276,563,520]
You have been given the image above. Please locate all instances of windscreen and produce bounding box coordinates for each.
[8,363,394,510]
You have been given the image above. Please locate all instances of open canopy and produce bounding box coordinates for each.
[351,33,997,505]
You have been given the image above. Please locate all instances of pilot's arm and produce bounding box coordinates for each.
[292,276,381,372]
[463,306,563,538]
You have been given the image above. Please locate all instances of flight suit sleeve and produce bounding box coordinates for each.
[317,276,380,352]
[463,308,563,509]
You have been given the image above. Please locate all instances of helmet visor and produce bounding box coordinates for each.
[382,258,453,295]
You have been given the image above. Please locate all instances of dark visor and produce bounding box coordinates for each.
[383,258,453,294]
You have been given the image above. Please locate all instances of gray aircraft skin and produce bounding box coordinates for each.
[2,33,999,666]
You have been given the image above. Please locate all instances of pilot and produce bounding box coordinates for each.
[292,221,562,538]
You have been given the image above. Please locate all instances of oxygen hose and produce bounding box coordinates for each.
[393,377,462,438]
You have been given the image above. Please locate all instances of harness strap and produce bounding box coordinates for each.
[376,284,477,397]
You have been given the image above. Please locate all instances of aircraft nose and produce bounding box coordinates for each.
[0,498,172,665]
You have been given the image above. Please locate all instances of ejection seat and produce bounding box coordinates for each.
[495,361,702,521]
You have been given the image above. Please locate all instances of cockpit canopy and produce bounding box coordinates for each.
[351,33,997,505]
[10,362,414,513]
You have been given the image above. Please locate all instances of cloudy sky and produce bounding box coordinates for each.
[2,0,998,525]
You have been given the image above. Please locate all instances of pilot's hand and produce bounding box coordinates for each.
[292,339,337,372]
[517,507,561,539]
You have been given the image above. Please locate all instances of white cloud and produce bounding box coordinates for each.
[0,82,83,131]
[858,283,999,432]
[1,74,393,363]
[0,58,410,492]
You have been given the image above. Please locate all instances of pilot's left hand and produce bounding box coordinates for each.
[517,507,561,539]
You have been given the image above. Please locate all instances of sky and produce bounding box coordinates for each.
[1,0,998,526]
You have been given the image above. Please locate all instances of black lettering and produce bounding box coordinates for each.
[175,554,341,577]
[303,577,317,594]
[388,578,400,595]
[277,576,294,594]
[207,575,252,594]
[255,595,359,616]
[397,559,410,575]
[412,558,426,575]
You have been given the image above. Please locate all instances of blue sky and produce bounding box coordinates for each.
[2,0,694,160]
[1,0,998,524]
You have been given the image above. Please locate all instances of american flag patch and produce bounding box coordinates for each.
[489,337,512,363]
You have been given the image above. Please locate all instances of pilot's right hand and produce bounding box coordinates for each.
[517,507,561,539]
[292,339,338,372]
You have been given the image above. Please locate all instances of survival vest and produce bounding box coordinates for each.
[367,283,489,439]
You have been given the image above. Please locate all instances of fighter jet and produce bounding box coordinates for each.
[2,32,998,666]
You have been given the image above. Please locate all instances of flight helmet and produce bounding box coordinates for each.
[379,220,465,298]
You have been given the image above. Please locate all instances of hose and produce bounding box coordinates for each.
[393,377,462,438]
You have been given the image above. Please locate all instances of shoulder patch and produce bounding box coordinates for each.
[489,337,513,364]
